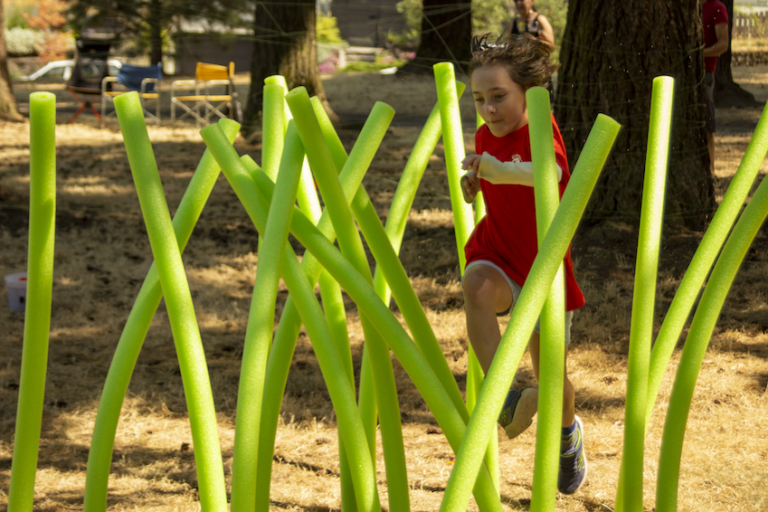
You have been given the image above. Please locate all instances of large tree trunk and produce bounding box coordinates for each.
[242,0,335,136]
[714,0,758,107]
[555,0,715,230]
[398,0,472,76]
[0,0,23,122]
[149,0,163,67]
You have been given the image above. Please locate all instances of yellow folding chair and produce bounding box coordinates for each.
[170,62,237,127]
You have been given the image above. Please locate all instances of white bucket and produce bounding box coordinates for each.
[5,272,27,313]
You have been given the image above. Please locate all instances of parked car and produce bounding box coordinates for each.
[19,59,122,83]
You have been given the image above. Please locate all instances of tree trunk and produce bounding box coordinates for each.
[0,0,23,122]
[149,0,163,68]
[242,0,336,136]
[555,0,715,230]
[714,0,758,107]
[398,0,472,76]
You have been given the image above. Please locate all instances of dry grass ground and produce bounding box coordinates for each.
[1,67,768,512]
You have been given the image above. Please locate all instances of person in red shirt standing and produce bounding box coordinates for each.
[702,0,729,175]
[460,34,586,495]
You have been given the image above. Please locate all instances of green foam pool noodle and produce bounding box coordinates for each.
[433,63,475,266]
[214,128,503,512]
[619,76,673,512]
[230,121,304,512]
[439,114,621,512]
[644,98,768,425]
[246,163,504,512]
[301,98,361,512]
[435,63,497,490]
[655,168,768,512]
[114,92,226,512]
[83,118,239,512]
[8,91,56,512]
[526,87,566,512]
[287,89,411,511]
[200,123,382,512]
[308,94,470,422]
[261,83,286,180]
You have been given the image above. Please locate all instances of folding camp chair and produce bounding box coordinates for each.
[101,63,162,127]
[66,38,113,124]
[170,62,240,127]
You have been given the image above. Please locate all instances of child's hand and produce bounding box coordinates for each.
[460,170,480,203]
[461,154,482,203]
[462,154,482,173]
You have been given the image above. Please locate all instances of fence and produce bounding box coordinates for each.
[733,12,768,37]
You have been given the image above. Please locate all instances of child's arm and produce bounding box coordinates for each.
[476,152,562,185]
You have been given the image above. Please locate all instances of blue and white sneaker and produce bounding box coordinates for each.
[497,386,538,439]
[558,415,588,494]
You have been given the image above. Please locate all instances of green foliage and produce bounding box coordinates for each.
[341,57,407,73]
[394,0,568,46]
[317,14,345,45]
[5,3,34,29]
[4,27,44,55]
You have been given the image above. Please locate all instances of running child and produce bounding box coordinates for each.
[460,34,587,495]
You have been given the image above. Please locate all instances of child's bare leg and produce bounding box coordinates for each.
[462,264,513,374]
[528,333,576,428]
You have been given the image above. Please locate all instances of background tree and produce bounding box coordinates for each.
[714,0,758,107]
[397,0,472,75]
[555,0,715,230]
[68,0,244,70]
[241,0,335,136]
[1,0,24,121]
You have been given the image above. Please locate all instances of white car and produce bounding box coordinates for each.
[19,59,123,82]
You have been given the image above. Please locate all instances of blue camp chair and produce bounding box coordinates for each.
[101,63,162,126]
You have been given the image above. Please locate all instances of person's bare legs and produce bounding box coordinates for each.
[707,130,716,175]
[462,264,513,374]
[528,333,575,428]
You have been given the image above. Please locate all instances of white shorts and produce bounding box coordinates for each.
[463,259,573,345]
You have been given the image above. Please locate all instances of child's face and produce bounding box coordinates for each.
[471,65,528,138]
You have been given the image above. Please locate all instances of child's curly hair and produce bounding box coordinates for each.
[468,33,559,90]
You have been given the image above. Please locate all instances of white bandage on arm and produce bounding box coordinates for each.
[477,152,562,186]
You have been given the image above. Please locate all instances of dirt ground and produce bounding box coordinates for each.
[1,65,768,512]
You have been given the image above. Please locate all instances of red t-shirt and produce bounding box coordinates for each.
[464,119,585,311]
[703,0,728,73]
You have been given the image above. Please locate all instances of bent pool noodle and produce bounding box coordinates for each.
[439,115,621,512]
[303,99,361,512]
[525,87,566,512]
[249,89,465,512]
[200,124,382,512]
[229,121,304,512]
[434,62,498,489]
[644,99,768,426]
[83,118,239,512]
[114,92,227,512]
[8,91,56,512]
[655,167,768,512]
[284,89,408,511]
[619,76,673,512]
[307,94,469,420]
[201,124,503,512]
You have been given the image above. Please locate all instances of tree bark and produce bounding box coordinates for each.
[242,0,336,136]
[555,0,715,230]
[0,0,24,122]
[149,0,163,67]
[397,0,472,76]
[713,0,758,107]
